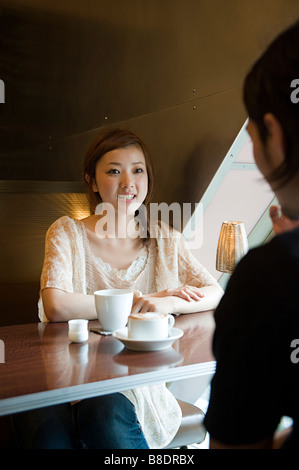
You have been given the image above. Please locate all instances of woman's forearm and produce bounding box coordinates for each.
[169,284,224,314]
[131,284,224,315]
[42,288,97,322]
[42,283,224,322]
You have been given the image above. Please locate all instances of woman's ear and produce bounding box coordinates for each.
[85,173,98,192]
[263,113,286,167]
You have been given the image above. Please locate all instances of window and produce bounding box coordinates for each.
[183,121,276,288]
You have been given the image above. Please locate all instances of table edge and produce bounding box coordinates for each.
[0,360,216,416]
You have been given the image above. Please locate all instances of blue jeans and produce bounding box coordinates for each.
[12,393,149,449]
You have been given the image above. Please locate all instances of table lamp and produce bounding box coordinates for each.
[216,221,248,274]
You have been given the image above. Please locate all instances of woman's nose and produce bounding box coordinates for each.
[120,172,134,188]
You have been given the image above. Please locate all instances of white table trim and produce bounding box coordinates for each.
[0,361,216,416]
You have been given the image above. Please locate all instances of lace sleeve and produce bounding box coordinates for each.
[155,221,218,291]
[177,232,218,287]
[40,216,74,293]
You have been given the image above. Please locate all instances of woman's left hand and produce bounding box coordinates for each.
[131,286,205,314]
[270,205,299,234]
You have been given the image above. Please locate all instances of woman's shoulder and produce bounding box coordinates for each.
[48,215,74,229]
[47,215,82,236]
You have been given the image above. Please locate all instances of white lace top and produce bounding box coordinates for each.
[38,216,218,448]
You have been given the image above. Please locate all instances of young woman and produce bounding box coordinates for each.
[40,128,223,324]
[14,128,223,449]
[204,21,299,449]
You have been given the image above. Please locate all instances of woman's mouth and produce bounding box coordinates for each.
[117,194,136,202]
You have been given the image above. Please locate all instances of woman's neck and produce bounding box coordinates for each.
[91,212,145,241]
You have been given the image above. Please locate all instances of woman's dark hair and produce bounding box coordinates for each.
[243,20,299,187]
[83,128,155,243]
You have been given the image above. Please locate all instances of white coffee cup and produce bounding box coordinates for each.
[128,312,175,340]
[94,289,134,332]
[68,319,89,343]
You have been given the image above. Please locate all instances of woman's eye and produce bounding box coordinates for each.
[107,168,144,175]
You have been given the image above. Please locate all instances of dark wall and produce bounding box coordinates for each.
[0,0,298,325]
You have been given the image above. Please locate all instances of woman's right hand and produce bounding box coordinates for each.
[131,286,205,315]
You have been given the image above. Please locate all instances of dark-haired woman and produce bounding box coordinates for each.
[40,128,222,324]
[204,21,299,449]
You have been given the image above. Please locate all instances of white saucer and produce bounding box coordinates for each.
[112,327,184,352]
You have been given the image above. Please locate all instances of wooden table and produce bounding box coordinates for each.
[0,311,216,417]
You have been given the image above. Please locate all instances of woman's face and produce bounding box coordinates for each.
[246,117,282,188]
[246,119,271,179]
[92,144,148,215]
[246,116,286,191]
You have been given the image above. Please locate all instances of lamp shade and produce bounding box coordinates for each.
[216,221,248,274]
